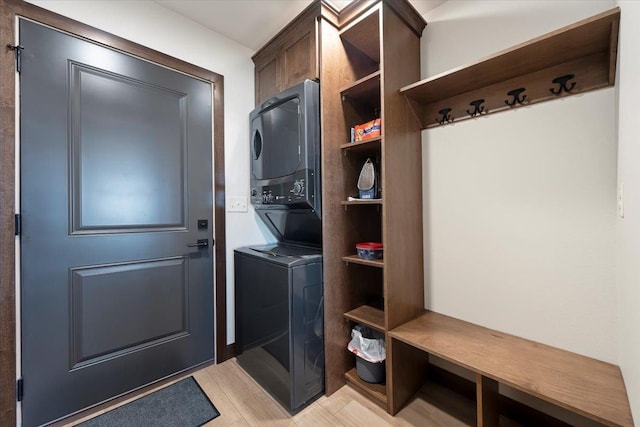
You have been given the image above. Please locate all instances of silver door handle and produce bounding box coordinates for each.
[187,239,209,248]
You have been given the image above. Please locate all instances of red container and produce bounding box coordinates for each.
[356,242,383,260]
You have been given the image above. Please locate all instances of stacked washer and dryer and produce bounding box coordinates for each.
[234,80,324,412]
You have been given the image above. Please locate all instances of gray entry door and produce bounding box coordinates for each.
[20,20,214,427]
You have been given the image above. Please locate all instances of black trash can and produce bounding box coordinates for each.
[349,324,386,384]
[356,357,386,384]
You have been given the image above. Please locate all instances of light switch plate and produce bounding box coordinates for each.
[228,196,248,212]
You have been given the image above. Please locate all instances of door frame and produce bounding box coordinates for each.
[0,1,231,425]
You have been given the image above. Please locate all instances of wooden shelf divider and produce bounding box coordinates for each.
[340,136,381,152]
[345,368,387,406]
[340,199,382,206]
[344,305,385,332]
[401,7,620,130]
[341,254,384,268]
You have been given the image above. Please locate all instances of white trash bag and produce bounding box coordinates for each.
[347,327,386,363]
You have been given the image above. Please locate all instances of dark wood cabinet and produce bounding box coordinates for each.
[252,3,320,105]
[253,52,278,106]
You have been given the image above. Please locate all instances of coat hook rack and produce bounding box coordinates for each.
[549,74,576,95]
[436,108,453,125]
[466,99,485,117]
[505,88,527,106]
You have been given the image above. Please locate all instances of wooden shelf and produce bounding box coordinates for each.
[339,5,380,64]
[342,254,384,268]
[340,70,381,121]
[340,136,381,152]
[344,305,385,332]
[345,368,387,406]
[401,7,620,129]
[341,199,382,206]
[389,311,634,427]
[340,70,381,101]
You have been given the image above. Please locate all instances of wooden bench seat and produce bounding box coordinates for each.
[389,311,634,427]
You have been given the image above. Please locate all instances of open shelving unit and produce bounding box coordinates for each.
[401,7,620,129]
[320,0,426,415]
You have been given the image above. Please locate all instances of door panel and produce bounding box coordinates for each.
[20,20,214,427]
[69,257,189,368]
[70,63,188,231]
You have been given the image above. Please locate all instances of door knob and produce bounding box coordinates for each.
[187,239,209,248]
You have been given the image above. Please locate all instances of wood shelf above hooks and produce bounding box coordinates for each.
[401,7,620,130]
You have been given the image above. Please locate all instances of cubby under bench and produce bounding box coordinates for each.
[388,311,633,427]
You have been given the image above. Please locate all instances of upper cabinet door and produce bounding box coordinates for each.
[253,4,319,105]
[254,51,280,106]
[281,14,318,90]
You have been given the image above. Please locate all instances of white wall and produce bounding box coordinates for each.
[616,0,640,421]
[25,0,275,346]
[421,1,619,362]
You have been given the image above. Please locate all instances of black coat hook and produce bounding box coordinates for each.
[505,88,527,106]
[466,99,485,117]
[549,74,576,95]
[436,108,453,125]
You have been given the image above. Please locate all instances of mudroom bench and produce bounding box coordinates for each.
[389,311,633,427]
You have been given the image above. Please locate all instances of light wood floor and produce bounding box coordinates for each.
[63,358,476,427]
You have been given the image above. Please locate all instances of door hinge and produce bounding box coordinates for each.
[7,44,24,73]
[15,214,21,236]
[16,378,23,402]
